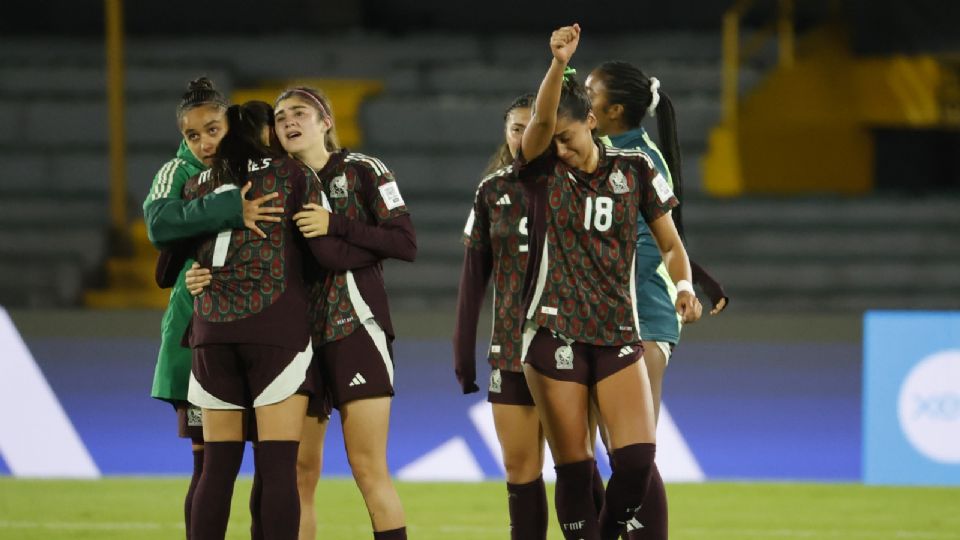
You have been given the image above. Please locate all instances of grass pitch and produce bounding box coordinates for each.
[1,477,958,539]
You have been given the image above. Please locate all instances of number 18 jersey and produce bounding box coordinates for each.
[516,143,678,346]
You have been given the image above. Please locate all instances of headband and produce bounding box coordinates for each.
[280,89,331,122]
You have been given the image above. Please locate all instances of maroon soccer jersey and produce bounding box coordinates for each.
[305,150,416,345]
[180,156,319,350]
[516,143,678,346]
[456,166,529,375]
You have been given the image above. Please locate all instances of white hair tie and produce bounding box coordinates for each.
[647,77,661,117]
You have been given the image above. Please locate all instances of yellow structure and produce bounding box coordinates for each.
[704,14,954,195]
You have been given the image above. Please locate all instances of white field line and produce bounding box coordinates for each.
[1,521,956,539]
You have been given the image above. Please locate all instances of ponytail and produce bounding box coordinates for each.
[594,61,685,239]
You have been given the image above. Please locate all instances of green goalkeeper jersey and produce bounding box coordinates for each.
[144,140,244,403]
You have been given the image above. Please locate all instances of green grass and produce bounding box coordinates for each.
[1,477,958,539]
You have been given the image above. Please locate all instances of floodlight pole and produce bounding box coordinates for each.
[105,0,127,246]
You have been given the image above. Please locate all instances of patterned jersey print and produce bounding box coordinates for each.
[463,166,529,372]
[313,152,409,344]
[519,145,678,346]
[183,157,316,323]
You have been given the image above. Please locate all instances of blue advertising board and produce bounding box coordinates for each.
[863,311,960,485]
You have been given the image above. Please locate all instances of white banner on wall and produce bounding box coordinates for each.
[0,307,100,478]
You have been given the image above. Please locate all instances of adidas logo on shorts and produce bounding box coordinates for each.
[349,373,367,387]
[496,194,512,206]
[618,346,635,358]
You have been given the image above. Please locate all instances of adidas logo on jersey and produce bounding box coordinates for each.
[625,517,643,531]
[618,345,635,358]
[349,373,367,387]
[495,194,512,206]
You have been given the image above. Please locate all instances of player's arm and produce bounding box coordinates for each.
[144,163,283,248]
[291,164,383,271]
[294,164,417,262]
[453,200,494,394]
[649,213,701,323]
[521,24,580,162]
[453,246,493,394]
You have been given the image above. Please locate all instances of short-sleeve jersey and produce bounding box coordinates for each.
[517,143,678,346]
[182,156,319,349]
[311,151,410,344]
[462,166,529,372]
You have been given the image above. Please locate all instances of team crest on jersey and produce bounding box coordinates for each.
[329,174,349,198]
[609,169,630,194]
[555,345,574,370]
[489,369,502,393]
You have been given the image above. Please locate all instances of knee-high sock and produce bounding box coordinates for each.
[190,441,244,540]
[184,448,203,540]
[592,461,605,515]
[626,462,667,540]
[255,441,301,540]
[507,475,548,540]
[373,528,407,539]
[599,443,656,540]
[555,459,600,540]
[250,445,263,540]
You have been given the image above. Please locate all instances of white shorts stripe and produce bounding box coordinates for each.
[254,339,313,407]
[187,372,243,410]
[362,319,394,385]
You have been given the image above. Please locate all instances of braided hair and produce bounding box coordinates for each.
[176,77,228,123]
[593,61,686,239]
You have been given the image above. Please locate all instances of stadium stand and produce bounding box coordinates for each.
[0,31,957,310]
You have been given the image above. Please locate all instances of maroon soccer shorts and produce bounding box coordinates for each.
[487,369,535,406]
[189,341,314,410]
[317,319,395,409]
[521,325,643,385]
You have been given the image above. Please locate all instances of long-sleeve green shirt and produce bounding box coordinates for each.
[144,140,244,403]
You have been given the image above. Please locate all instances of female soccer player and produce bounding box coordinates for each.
[192,86,415,539]
[586,60,729,540]
[454,93,555,539]
[144,77,283,539]
[517,25,701,540]
[165,100,325,540]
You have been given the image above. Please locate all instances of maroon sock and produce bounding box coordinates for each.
[255,440,300,540]
[626,462,667,540]
[373,527,407,539]
[190,441,244,540]
[599,443,656,540]
[592,461,605,515]
[554,459,600,540]
[507,475,548,540]
[250,445,263,540]
[184,448,203,540]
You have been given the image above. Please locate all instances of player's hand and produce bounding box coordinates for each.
[241,182,283,239]
[550,23,581,65]
[184,262,212,296]
[709,296,728,316]
[294,203,330,237]
[676,291,702,323]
